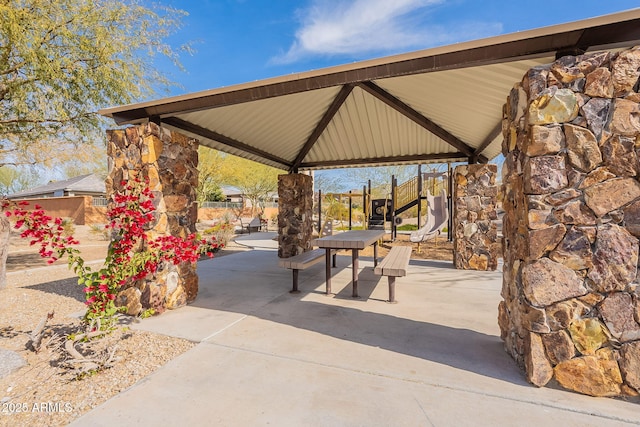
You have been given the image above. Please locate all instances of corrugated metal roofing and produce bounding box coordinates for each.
[100,9,640,171]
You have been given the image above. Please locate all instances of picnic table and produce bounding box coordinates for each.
[311,229,385,297]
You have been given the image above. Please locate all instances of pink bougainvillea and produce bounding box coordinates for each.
[3,177,220,329]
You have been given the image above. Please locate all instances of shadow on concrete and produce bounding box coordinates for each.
[190,249,524,386]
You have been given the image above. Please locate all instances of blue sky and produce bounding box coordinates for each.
[160,0,640,97]
[151,1,640,191]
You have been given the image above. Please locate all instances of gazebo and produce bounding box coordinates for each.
[100,9,640,397]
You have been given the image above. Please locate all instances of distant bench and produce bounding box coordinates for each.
[279,248,337,293]
[374,246,412,303]
[235,217,263,234]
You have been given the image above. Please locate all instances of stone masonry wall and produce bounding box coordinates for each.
[453,164,499,271]
[499,46,640,397]
[106,123,199,314]
[278,173,313,258]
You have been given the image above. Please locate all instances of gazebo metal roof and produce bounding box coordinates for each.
[100,9,640,172]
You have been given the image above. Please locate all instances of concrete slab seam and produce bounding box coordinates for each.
[203,342,639,425]
[201,315,248,342]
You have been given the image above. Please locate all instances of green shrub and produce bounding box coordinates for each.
[396,224,418,231]
[89,224,110,240]
[203,222,234,246]
[61,218,75,236]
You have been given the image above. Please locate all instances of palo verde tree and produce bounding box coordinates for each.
[0,0,190,288]
[219,155,280,218]
[0,166,39,196]
[0,0,189,166]
[346,165,417,198]
[197,147,226,202]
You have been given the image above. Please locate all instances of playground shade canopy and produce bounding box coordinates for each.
[100,10,640,172]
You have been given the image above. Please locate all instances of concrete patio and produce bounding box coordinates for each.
[70,232,640,426]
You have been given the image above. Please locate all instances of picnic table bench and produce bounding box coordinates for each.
[374,246,412,303]
[242,217,264,233]
[279,248,337,293]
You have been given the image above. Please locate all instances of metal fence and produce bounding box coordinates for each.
[92,197,108,207]
[199,201,278,209]
[92,199,277,209]
[199,201,243,209]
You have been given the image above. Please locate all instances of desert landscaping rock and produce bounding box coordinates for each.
[0,349,26,379]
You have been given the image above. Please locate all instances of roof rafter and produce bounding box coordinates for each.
[474,122,503,158]
[161,116,292,169]
[356,81,486,162]
[301,152,469,169]
[289,84,354,173]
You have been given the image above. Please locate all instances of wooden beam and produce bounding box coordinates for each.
[161,116,292,170]
[289,84,354,173]
[357,81,476,157]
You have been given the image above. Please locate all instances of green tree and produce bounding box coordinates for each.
[346,165,417,198]
[313,170,348,194]
[59,141,108,180]
[197,147,226,202]
[0,166,39,195]
[0,0,189,168]
[0,0,189,289]
[220,156,280,217]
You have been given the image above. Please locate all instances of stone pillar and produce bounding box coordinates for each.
[106,123,199,313]
[452,164,499,270]
[278,173,313,258]
[499,46,640,397]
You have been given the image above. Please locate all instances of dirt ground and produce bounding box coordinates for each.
[6,226,110,272]
[5,225,260,272]
[369,233,455,261]
[6,226,459,273]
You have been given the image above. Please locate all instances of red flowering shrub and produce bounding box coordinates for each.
[3,178,221,330]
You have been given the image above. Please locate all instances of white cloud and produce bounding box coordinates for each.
[271,0,502,64]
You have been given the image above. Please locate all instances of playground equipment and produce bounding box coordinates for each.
[314,165,450,240]
[410,188,449,252]
[367,165,450,241]
[315,190,366,234]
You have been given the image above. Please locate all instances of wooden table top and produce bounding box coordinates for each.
[311,229,386,249]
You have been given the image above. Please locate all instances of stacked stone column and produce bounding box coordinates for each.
[277,173,314,258]
[453,164,499,271]
[499,46,640,397]
[106,123,199,314]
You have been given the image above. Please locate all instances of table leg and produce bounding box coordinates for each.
[373,241,379,267]
[325,249,332,295]
[352,249,359,297]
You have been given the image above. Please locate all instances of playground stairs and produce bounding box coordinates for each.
[394,176,423,215]
[366,176,425,230]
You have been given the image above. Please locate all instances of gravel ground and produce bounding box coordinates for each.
[0,224,461,426]
[0,226,247,427]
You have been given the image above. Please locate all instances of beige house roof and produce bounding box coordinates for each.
[100,9,640,172]
[7,174,106,199]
